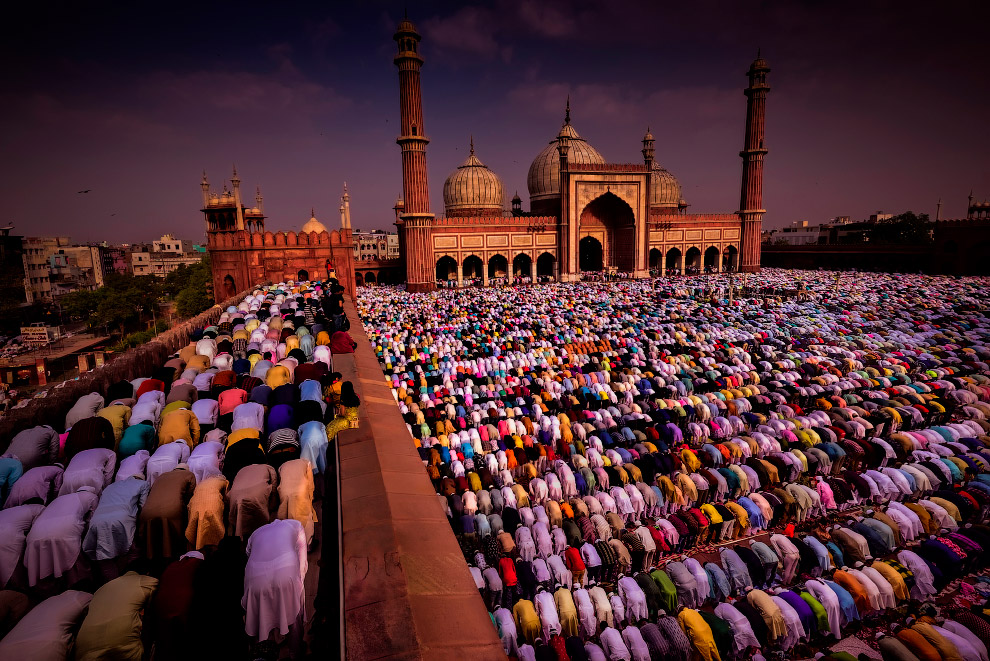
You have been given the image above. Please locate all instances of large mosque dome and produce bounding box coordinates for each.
[651,162,682,209]
[527,122,605,204]
[443,140,504,216]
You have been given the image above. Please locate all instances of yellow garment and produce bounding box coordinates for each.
[678,608,721,661]
[724,501,750,530]
[513,599,541,645]
[178,344,197,364]
[871,561,909,602]
[325,406,360,441]
[265,364,291,389]
[701,503,723,524]
[98,404,131,442]
[74,572,158,661]
[186,475,228,549]
[227,428,261,449]
[748,589,787,641]
[912,622,964,661]
[158,409,201,448]
[162,400,190,417]
[681,448,701,473]
[277,458,318,543]
[554,587,580,638]
[187,355,210,372]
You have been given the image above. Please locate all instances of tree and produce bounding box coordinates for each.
[871,211,933,244]
[61,289,101,323]
[174,256,213,318]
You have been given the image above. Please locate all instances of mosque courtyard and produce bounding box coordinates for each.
[356,269,990,661]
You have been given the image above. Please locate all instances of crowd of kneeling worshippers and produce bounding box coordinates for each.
[0,278,360,659]
[357,271,990,661]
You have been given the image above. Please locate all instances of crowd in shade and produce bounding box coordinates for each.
[0,278,360,660]
[357,270,990,661]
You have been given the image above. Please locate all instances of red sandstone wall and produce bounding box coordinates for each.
[208,229,356,300]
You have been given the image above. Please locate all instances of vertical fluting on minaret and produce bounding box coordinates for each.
[739,53,770,273]
[394,17,435,292]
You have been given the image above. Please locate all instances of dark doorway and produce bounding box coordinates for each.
[579,236,603,272]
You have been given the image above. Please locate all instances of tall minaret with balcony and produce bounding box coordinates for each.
[394,16,435,292]
[738,53,770,273]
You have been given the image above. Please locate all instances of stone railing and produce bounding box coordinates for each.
[0,283,269,446]
[335,297,506,660]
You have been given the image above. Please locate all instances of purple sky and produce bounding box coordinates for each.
[3,1,988,244]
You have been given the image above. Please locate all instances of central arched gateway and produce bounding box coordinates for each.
[579,192,636,271]
[579,236,603,272]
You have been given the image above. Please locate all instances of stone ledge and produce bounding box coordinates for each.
[337,296,506,660]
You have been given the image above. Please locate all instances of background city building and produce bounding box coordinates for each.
[131,234,205,277]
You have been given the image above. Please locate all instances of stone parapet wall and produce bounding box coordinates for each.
[0,284,267,447]
[336,297,506,660]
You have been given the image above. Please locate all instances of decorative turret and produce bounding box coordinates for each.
[231,165,244,230]
[642,127,655,169]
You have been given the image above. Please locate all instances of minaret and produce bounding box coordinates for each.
[255,186,264,213]
[394,16,435,292]
[201,171,210,207]
[642,127,655,170]
[738,53,770,273]
[341,182,352,230]
[936,198,942,223]
[557,102,572,280]
[231,165,244,230]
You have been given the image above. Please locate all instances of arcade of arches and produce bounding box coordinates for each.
[432,241,739,286]
[434,252,558,285]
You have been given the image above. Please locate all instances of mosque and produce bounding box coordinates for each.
[393,17,771,292]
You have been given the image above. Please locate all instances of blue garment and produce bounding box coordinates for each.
[82,478,150,560]
[299,379,323,402]
[825,541,846,569]
[704,562,731,601]
[737,496,765,529]
[118,422,156,458]
[719,548,752,594]
[298,420,329,474]
[824,580,860,625]
[0,457,24,506]
[897,468,917,492]
[940,457,963,482]
[266,404,296,436]
[803,535,832,572]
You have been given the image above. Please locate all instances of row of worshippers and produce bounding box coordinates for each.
[0,280,358,657]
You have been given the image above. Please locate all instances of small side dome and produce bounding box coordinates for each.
[651,162,681,208]
[442,140,504,217]
[301,209,327,234]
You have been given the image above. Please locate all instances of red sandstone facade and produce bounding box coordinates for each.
[393,18,771,291]
[202,170,356,300]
